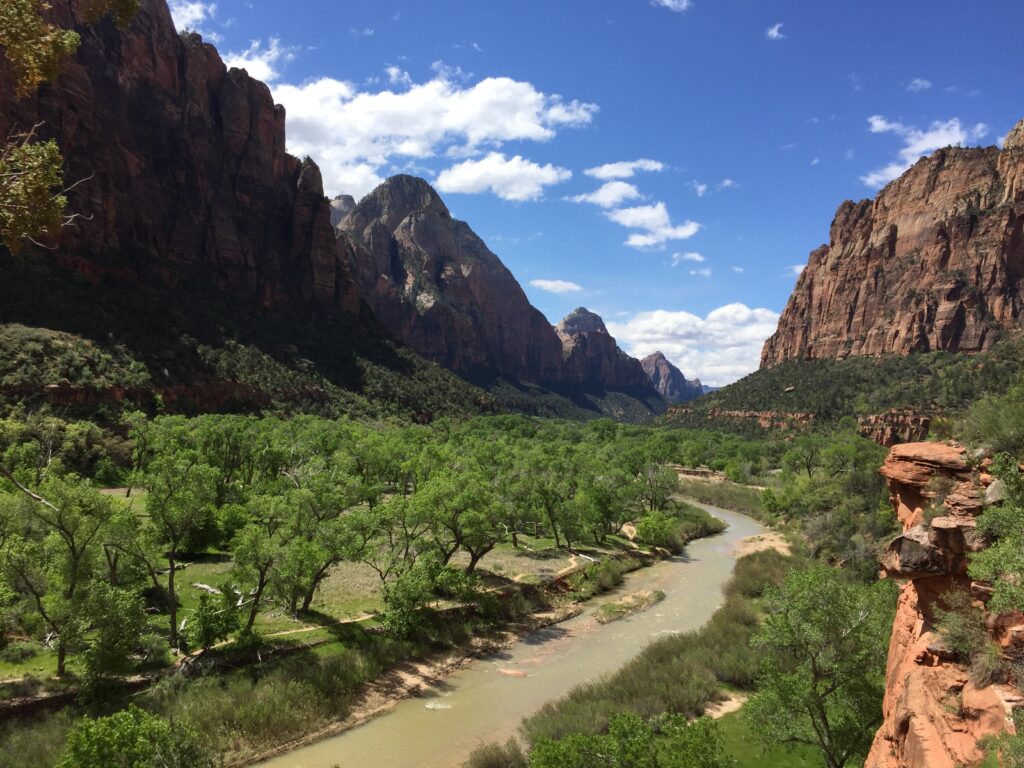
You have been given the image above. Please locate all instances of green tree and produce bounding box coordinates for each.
[143,455,217,648]
[745,566,894,768]
[184,588,240,652]
[59,704,214,768]
[969,453,1024,613]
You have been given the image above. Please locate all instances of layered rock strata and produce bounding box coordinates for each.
[555,308,651,388]
[762,122,1024,367]
[867,443,1022,768]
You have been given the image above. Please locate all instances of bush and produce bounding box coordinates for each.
[934,588,988,661]
[970,643,1009,688]
[464,739,529,768]
[0,642,38,663]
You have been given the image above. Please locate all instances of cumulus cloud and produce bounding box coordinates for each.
[605,202,701,248]
[689,268,712,277]
[272,72,597,197]
[786,264,806,277]
[169,1,221,41]
[652,0,693,11]
[566,181,641,208]
[907,78,932,92]
[861,115,989,188]
[529,279,583,294]
[584,159,665,180]
[717,178,739,190]
[224,38,294,82]
[766,22,785,40]
[385,66,412,88]
[435,152,571,201]
[690,181,708,197]
[672,251,705,265]
[608,304,780,385]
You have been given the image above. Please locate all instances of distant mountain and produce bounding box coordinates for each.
[557,309,651,389]
[337,175,565,383]
[640,352,704,403]
[701,384,720,394]
[762,119,1024,368]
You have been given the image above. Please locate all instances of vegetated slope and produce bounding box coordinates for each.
[762,120,1024,367]
[665,336,1024,435]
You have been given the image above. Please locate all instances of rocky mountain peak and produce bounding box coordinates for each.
[1004,117,1024,150]
[640,351,703,404]
[556,307,608,336]
[345,174,450,233]
[329,194,356,227]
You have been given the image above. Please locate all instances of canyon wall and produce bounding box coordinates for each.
[867,443,1022,768]
[0,0,360,318]
[762,123,1024,368]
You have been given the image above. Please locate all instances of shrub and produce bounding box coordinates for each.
[464,739,529,768]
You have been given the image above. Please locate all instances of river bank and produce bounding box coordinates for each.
[255,505,765,768]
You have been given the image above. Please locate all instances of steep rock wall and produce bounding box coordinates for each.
[762,124,1024,367]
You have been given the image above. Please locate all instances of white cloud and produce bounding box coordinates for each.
[717,178,739,190]
[567,181,641,208]
[605,202,701,249]
[385,66,412,88]
[689,268,712,278]
[907,78,932,92]
[672,251,705,265]
[584,159,664,180]
[766,22,785,40]
[608,304,780,385]
[730,266,745,273]
[690,181,709,197]
[350,27,374,37]
[272,72,597,197]
[529,279,583,294]
[861,115,989,188]
[786,264,806,277]
[604,202,701,248]
[224,38,294,82]
[652,0,693,11]
[811,157,820,166]
[435,152,571,201]
[169,1,221,41]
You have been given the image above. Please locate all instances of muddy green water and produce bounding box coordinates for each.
[257,504,764,768]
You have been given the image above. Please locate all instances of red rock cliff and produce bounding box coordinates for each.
[762,124,1024,367]
[867,443,1022,768]
[555,308,651,389]
[0,0,359,317]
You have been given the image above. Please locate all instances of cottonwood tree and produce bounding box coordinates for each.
[745,566,894,768]
[142,454,217,648]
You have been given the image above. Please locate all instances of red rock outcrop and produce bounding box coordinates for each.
[867,443,1021,768]
[640,351,704,403]
[762,123,1024,368]
[555,308,651,388]
[859,411,932,447]
[0,0,359,318]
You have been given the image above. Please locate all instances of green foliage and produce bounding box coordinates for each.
[969,454,1024,613]
[58,705,213,768]
[964,372,1024,454]
[0,131,68,253]
[934,587,988,661]
[745,566,895,768]
[183,588,240,652]
[464,739,529,768]
[0,0,80,98]
[670,338,1024,431]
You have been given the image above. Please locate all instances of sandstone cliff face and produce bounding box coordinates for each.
[867,443,1022,768]
[339,176,568,383]
[762,124,1024,367]
[858,411,931,447]
[640,352,703,403]
[555,308,651,389]
[0,0,359,317]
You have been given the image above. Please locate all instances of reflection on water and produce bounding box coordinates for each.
[257,505,764,768]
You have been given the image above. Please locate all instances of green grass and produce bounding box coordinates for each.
[678,478,763,516]
[718,710,822,767]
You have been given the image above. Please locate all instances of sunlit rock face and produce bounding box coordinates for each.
[762,123,1024,368]
[337,175,566,382]
[555,308,651,388]
[867,442,1023,768]
[640,351,704,403]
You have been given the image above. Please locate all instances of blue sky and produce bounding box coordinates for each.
[170,0,1024,384]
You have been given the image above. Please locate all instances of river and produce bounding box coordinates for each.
[257,504,764,768]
